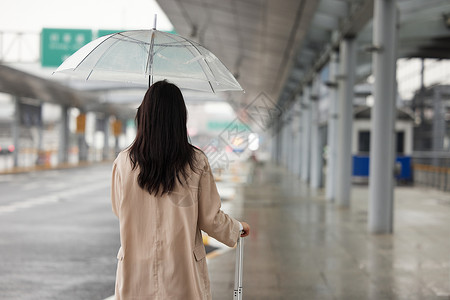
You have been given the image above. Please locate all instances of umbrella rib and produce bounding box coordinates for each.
[73,33,118,71]
[85,37,124,80]
[183,39,218,92]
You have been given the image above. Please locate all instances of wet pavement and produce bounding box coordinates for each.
[0,160,247,300]
[208,162,450,300]
[1,160,449,299]
[0,164,118,300]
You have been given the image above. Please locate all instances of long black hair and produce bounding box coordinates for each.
[128,80,198,196]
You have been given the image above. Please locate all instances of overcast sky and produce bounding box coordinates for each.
[1,0,173,32]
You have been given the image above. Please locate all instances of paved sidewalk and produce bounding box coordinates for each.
[208,163,450,300]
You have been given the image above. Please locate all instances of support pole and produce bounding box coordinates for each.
[326,52,339,201]
[296,111,303,177]
[432,88,444,166]
[36,103,43,152]
[293,95,302,177]
[58,105,69,164]
[103,114,110,160]
[283,118,289,167]
[77,112,88,162]
[287,114,294,172]
[272,121,278,164]
[288,112,294,173]
[368,0,398,233]
[12,97,21,168]
[310,77,321,188]
[301,86,311,182]
[274,119,282,165]
[336,37,356,207]
[114,119,121,156]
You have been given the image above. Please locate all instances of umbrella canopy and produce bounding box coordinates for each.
[55,30,243,93]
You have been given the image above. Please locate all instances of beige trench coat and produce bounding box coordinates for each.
[111,149,240,300]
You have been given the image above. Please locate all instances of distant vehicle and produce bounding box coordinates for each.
[0,144,15,155]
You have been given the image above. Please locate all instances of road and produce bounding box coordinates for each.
[0,163,119,300]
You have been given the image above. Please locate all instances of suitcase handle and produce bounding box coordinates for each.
[233,234,244,300]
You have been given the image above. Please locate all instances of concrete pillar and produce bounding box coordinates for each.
[326,52,339,201]
[287,114,294,172]
[368,0,398,233]
[336,37,356,207]
[36,103,44,151]
[114,120,121,156]
[274,119,282,165]
[293,95,302,177]
[278,122,284,166]
[296,111,303,177]
[283,118,287,167]
[58,105,69,164]
[35,103,44,166]
[301,86,311,182]
[272,121,278,164]
[310,77,322,188]
[278,120,284,165]
[77,112,88,162]
[432,88,444,165]
[285,119,291,170]
[270,122,276,162]
[103,114,110,160]
[283,119,289,167]
[12,97,21,167]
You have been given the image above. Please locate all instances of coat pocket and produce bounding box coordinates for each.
[193,244,210,295]
[193,244,206,261]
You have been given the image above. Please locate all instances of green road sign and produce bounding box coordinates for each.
[41,28,92,67]
[98,29,176,38]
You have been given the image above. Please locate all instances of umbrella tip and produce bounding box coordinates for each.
[153,14,157,30]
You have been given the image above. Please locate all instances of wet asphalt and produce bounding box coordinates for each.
[0,163,119,300]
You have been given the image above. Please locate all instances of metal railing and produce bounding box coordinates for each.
[412,151,450,192]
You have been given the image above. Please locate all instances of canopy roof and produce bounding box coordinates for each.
[156,0,450,108]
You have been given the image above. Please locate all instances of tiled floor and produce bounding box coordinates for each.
[208,162,450,300]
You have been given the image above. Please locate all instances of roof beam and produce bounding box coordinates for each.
[317,0,348,18]
[280,0,374,107]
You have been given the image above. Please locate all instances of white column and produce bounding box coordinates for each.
[336,38,356,207]
[296,110,303,177]
[103,114,110,160]
[301,86,311,182]
[284,118,290,167]
[326,52,339,201]
[12,97,21,167]
[287,118,292,171]
[432,88,444,159]
[310,77,321,188]
[36,103,44,157]
[293,95,302,177]
[368,0,398,233]
[275,119,282,165]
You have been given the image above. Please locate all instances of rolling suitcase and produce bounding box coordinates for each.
[233,235,244,300]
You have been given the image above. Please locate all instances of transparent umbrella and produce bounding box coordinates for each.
[54,29,243,93]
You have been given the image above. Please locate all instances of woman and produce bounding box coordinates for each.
[111,80,250,300]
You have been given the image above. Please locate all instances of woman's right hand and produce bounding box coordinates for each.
[240,222,250,237]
